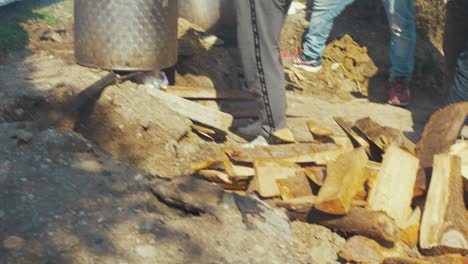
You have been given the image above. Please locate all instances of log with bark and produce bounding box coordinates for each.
[354,117,416,154]
[416,102,468,193]
[307,207,400,245]
[333,117,370,154]
[420,154,468,255]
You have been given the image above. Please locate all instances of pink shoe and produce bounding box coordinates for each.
[388,77,410,106]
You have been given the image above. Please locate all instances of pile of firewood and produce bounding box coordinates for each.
[192,103,468,263]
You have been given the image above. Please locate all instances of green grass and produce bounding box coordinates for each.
[0,0,63,51]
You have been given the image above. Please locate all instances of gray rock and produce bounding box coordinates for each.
[16,130,33,144]
[135,245,158,258]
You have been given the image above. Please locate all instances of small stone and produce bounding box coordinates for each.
[3,236,25,250]
[134,174,144,181]
[118,124,124,129]
[331,63,341,71]
[136,245,158,258]
[0,211,5,218]
[49,32,64,43]
[16,130,33,144]
[14,108,24,116]
[97,217,104,223]
[202,35,224,46]
[139,219,156,233]
[139,120,150,129]
[93,237,104,245]
[0,171,7,182]
[40,164,49,170]
[20,178,27,182]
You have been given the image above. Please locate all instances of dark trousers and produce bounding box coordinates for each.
[444,0,468,104]
[235,0,292,139]
[443,0,468,80]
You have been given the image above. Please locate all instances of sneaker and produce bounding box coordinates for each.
[292,50,322,73]
[388,77,411,106]
[237,120,262,140]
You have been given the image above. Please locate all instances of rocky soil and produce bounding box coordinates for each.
[0,0,452,263]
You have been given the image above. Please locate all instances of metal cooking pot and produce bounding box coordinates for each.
[74,0,178,71]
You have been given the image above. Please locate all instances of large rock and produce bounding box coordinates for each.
[78,81,200,178]
[150,176,299,263]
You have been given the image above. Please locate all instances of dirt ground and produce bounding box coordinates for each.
[0,0,450,263]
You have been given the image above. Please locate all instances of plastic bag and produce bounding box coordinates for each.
[140,70,169,90]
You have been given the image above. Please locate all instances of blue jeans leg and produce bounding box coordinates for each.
[382,0,416,80]
[447,41,468,104]
[302,0,354,61]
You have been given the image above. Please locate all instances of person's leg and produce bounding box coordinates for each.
[301,0,354,62]
[447,41,468,104]
[443,0,468,83]
[235,0,291,140]
[382,0,416,80]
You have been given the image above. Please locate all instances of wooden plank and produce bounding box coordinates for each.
[275,196,316,208]
[367,146,419,228]
[307,120,334,137]
[166,85,255,100]
[272,128,296,143]
[334,117,370,154]
[145,87,233,131]
[331,136,354,153]
[222,152,255,180]
[420,154,468,254]
[308,207,400,244]
[401,207,421,247]
[196,170,232,184]
[354,117,415,154]
[315,147,369,215]
[303,166,326,186]
[225,143,343,165]
[252,159,301,198]
[277,172,313,200]
[190,160,224,172]
[274,196,316,220]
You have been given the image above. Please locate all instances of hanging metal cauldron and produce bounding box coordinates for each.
[74,0,178,71]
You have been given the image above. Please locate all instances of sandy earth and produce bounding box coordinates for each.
[0,0,449,263]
